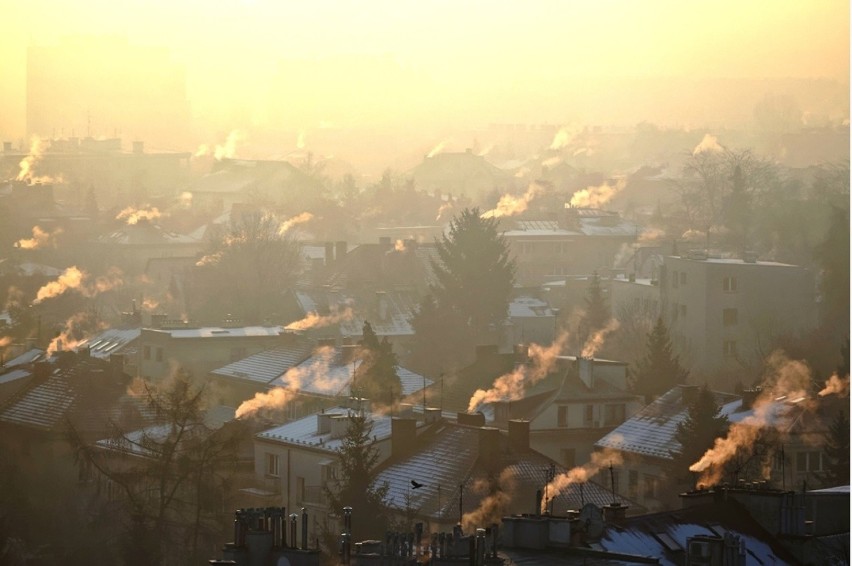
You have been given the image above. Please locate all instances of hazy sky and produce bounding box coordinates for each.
[1,0,849,143]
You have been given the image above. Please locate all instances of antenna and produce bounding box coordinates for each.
[781,444,786,491]
[608,461,617,504]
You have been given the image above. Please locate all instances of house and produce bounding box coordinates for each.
[503,296,557,350]
[501,207,639,287]
[95,217,205,274]
[137,324,297,380]
[372,416,639,533]
[661,253,818,376]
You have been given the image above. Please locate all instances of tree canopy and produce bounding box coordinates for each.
[669,386,730,487]
[354,321,402,406]
[631,317,690,403]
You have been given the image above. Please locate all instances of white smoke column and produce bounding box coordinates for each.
[541,155,563,168]
[581,319,620,358]
[193,144,210,158]
[692,134,724,156]
[16,136,46,182]
[214,130,245,160]
[481,183,544,219]
[689,351,814,486]
[236,346,341,418]
[462,468,516,532]
[427,141,446,158]
[297,130,307,150]
[818,373,849,397]
[549,125,580,151]
[286,307,354,331]
[16,226,62,249]
[569,178,627,208]
[436,202,454,222]
[394,239,407,252]
[468,333,569,412]
[278,212,314,235]
[542,449,624,512]
[33,266,85,303]
[116,206,162,225]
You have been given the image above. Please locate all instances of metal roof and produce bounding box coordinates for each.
[211,340,315,385]
[151,325,287,339]
[79,328,141,359]
[0,368,31,386]
[509,296,557,318]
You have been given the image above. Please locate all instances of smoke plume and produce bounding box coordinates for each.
[394,239,407,252]
[297,129,307,150]
[16,137,45,182]
[33,266,85,303]
[178,191,193,209]
[462,468,516,532]
[46,311,104,356]
[692,134,724,156]
[278,212,314,235]
[116,205,163,225]
[481,183,544,219]
[468,333,569,412]
[818,373,849,397]
[16,225,62,249]
[235,346,345,418]
[581,319,620,358]
[549,125,580,151]
[427,141,446,159]
[436,202,454,222]
[542,449,624,512]
[286,307,354,331]
[194,130,245,160]
[689,351,814,486]
[569,178,626,208]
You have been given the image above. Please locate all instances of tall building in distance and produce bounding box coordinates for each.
[27,36,191,149]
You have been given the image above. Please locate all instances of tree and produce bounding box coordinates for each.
[412,208,515,371]
[190,210,303,323]
[354,321,402,406]
[632,317,689,403]
[669,386,730,487]
[821,411,850,487]
[68,372,244,565]
[323,414,390,542]
[579,271,610,344]
[814,205,850,333]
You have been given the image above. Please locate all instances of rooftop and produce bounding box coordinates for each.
[145,325,287,339]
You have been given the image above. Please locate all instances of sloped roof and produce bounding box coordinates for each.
[210,340,316,385]
[79,327,141,359]
[256,406,401,454]
[594,386,741,459]
[509,296,557,318]
[291,289,419,337]
[2,348,45,368]
[503,212,639,238]
[375,422,637,522]
[98,221,202,246]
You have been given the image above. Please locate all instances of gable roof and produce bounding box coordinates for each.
[210,339,316,385]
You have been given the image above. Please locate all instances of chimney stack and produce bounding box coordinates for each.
[457,412,486,427]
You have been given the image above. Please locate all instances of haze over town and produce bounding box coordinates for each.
[0,1,848,565]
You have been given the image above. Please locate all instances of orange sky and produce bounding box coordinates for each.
[0,0,848,143]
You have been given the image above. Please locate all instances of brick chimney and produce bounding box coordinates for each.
[457,412,486,427]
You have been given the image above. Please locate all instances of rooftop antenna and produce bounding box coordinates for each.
[781,444,786,491]
[458,483,464,526]
[440,372,444,412]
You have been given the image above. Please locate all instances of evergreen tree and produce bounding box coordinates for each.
[411,208,515,371]
[579,271,610,343]
[814,205,850,334]
[669,386,730,486]
[355,321,401,406]
[323,414,390,542]
[632,317,690,403]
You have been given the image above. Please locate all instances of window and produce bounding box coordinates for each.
[265,453,280,477]
[155,347,164,362]
[584,404,594,426]
[723,308,738,326]
[628,470,639,499]
[680,272,687,285]
[143,345,151,360]
[603,404,626,426]
[672,271,679,288]
[723,340,737,357]
[557,406,568,427]
[723,276,738,292]
[796,451,823,472]
[561,448,576,469]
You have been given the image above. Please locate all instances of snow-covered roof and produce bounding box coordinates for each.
[210,340,315,385]
[149,326,287,339]
[509,296,556,318]
[79,327,141,359]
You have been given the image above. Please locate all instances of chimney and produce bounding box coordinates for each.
[513,343,530,364]
[391,417,417,457]
[478,427,501,467]
[132,140,144,154]
[602,503,627,525]
[424,407,442,424]
[335,241,347,263]
[578,357,594,389]
[740,387,761,411]
[398,402,414,418]
[317,412,333,434]
[457,412,486,427]
[330,414,352,439]
[560,204,580,230]
[508,419,530,452]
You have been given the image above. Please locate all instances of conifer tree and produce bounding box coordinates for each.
[579,271,610,344]
[669,385,729,486]
[821,411,850,486]
[632,317,689,403]
[355,321,401,406]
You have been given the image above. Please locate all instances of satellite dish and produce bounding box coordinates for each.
[578,503,604,540]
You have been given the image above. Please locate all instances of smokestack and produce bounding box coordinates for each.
[391,417,417,457]
[424,407,442,424]
[457,412,486,427]
[508,419,530,451]
[602,503,627,525]
[740,387,761,411]
[317,412,333,434]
